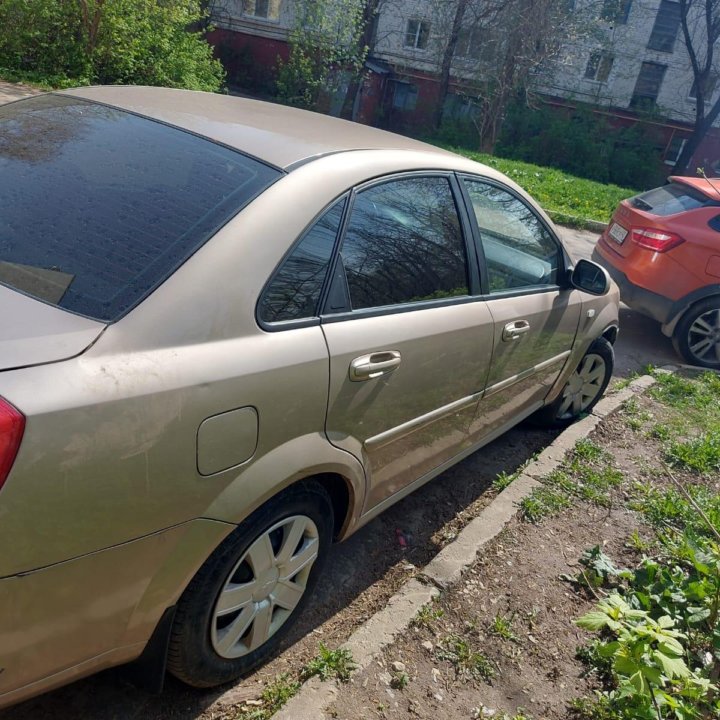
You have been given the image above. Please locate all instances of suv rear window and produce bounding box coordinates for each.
[0,95,280,322]
[631,182,717,216]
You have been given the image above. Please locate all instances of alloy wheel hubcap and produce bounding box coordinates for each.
[687,308,720,364]
[557,353,606,420]
[211,515,319,659]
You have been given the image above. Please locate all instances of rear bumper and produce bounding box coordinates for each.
[591,247,674,324]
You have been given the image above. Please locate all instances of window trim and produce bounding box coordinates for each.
[630,61,667,109]
[455,173,571,299]
[320,171,481,319]
[255,194,349,332]
[584,51,614,83]
[404,18,430,50]
[242,0,281,22]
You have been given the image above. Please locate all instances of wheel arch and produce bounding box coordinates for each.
[662,287,720,337]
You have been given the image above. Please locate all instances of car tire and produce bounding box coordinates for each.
[533,337,614,427]
[672,298,720,369]
[166,481,333,688]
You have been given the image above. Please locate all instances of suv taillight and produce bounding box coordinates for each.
[631,228,685,252]
[0,397,24,492]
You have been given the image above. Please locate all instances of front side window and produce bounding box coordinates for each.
[339,177,468,310]
[404,19,430,49]
[463,180,559,293]
[258,199,344,323]
[0,95,279,322]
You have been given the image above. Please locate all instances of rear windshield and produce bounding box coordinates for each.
[0,95,280,322]
[631,182,717,216]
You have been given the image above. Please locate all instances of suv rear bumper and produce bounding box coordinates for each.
[591,248,674,324]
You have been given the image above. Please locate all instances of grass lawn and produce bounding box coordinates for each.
[441,145,639,228]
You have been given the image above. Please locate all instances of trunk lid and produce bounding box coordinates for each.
[0,283,104,371]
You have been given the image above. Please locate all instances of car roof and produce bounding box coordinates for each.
[61,86,456,171]
[669,175,720,202]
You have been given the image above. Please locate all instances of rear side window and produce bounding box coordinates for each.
[258,199,344,323]
[0,95,280,322]
[339,176,468,310]
[631,182,716,216]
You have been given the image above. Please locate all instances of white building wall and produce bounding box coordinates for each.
[538,0,716,127]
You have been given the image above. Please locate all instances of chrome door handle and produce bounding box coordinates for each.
[349,351,402,381]
[502,320,531,342]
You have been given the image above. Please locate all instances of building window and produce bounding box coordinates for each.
[664,135,687,165]
[647,0,681,52]
[456,26,482,59]
[392,81,419,110]
[601,0,632,24]
[584,52,614,82]
[689,76,718,100]
[242,0,280,20]
[630,61,667,108]
[404,19,430,49]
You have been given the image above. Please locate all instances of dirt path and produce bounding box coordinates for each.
[323,405,664,720]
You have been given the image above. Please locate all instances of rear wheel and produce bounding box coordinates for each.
[672,298,720,369]
[167,481,333,687]
[533,337,614,427]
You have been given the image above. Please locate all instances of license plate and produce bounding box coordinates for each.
[608,222,628,244]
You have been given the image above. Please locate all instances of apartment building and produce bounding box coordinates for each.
[208,0,720,171]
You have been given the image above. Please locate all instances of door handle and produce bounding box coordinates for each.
[502,320,531,342]
[349,351,402,381]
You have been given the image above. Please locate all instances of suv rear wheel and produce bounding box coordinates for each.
[673,298,720,369]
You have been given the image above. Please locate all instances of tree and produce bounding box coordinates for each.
[431,0,589,151]
[673,0,720,173]
[275,0,368,110]
[0,0,224,91]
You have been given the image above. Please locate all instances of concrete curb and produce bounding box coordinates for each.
[261,372,664,719]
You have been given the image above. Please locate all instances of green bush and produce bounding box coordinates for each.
[0,0,223,91]
[494,101,665,190]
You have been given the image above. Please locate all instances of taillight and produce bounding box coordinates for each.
[0,397,24,492]
[631,228,685,252]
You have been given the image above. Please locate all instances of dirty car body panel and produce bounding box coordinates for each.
[0,87,618,707]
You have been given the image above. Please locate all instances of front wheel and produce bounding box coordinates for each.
[167,481,333,688]
[672,299,720,369]
[533,337,614,427]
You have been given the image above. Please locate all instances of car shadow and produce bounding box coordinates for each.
[0,423,558,720]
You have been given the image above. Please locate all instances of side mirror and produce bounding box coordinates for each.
[569,259,610,296]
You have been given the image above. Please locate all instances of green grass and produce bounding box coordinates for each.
[520,441,623,522]
[412,602,445,630]
[300,643,356,682]
[0,67,82,90]
[491,613,517,641]
[437,146,638,226]
[233,674,300,720]
[436,634,495,682]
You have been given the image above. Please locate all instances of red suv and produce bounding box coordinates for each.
[593,176,720,368]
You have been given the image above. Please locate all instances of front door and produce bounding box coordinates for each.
[321,175,494,513]
[459,177,583,440]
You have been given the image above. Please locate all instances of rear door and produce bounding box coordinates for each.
[321,174,494,513]
[458,177,583,441]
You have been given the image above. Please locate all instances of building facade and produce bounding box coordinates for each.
[209,0,720,173]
